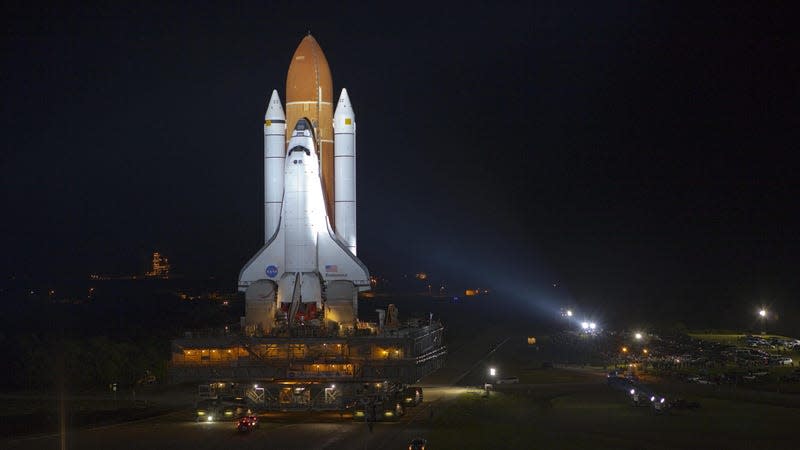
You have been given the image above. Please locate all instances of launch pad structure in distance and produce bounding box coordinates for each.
[170,35,446,412]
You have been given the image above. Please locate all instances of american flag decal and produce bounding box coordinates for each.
[325,265,338,272]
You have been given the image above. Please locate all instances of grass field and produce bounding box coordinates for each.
[518,368,601,384]
[690,333,794,343]
[426,386,800,449]
[426,330,800,449]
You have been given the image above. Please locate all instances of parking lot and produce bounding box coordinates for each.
[541,330,800,393]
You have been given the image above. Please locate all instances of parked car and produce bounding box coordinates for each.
[236,414,259,432]
[196,399,219,422]
[402,387,424,406]
[408,438,427,450]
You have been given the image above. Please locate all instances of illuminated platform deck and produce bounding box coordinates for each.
[170,321,446,385]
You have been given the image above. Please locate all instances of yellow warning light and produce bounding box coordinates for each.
[345,118,352,125]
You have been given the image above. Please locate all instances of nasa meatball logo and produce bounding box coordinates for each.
[265,265,278,278]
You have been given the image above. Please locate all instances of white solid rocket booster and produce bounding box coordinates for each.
[333,88,357,255]
[264,90,286,243]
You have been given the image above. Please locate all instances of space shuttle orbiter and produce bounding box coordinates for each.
[238,35,369,333]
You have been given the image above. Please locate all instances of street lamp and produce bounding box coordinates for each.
[489,367,497,377]
[566,310,573,317]
[759,308,767,334]
[634,332,643,341]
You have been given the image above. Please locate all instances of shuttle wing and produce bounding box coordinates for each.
[238,220,286,291]
[318,221,370,288]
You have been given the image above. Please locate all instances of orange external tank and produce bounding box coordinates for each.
[286,34,335,220]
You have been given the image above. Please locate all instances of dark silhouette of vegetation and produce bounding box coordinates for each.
[0,279,240,389]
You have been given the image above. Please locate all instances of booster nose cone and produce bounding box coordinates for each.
[265,90,285,122]
[333,88,354,127]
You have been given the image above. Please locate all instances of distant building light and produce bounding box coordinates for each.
[146,251,170,278]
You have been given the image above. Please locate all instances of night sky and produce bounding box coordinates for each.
[2,2,798,322]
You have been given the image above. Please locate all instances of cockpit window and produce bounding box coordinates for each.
[288,146,311,156]
[295,119,309,131]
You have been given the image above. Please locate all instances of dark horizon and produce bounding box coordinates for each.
[3,2,798,323]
